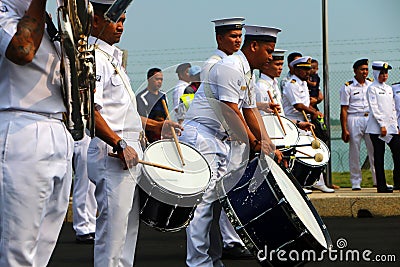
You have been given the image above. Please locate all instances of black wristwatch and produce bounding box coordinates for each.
[113,139,127,153]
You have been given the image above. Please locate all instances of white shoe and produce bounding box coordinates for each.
[312,184,335,193]
[303,188,313,194]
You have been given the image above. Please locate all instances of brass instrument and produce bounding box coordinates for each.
[57,0,95,140]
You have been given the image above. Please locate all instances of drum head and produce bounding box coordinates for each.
[263,156,328,248]
[139,140,211,206]
[294,135,330,167]
[262,115,299,150]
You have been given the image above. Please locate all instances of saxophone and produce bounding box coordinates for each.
[57,0,95,141]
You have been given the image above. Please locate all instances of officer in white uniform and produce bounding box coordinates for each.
[340,58,376,190]
[279,51,302,92]
[181,24,282,267]
[392,80,400,129]
[0,1,74,266]
[87,2,182,266]
[73,135,97,243]
[282,56,334,193]
[366,61,400,193]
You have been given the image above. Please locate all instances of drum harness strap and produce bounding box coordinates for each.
[97,48,147,147]
[203,54,252,140]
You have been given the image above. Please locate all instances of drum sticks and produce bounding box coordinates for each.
[161,99,185,166]
[267,90,286,135]
[108,153,184,173]
[283,153,324,162]
[301,110,320,149]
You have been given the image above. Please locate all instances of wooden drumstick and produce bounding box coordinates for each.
[108,153,184,173]
[301,110,320,149]
[267,90,286,135]
[295,149,313,158]
[161,99,185,166]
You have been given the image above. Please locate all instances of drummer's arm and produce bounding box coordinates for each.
[94,109,139,169]
[293,103,323,119]
[140,116,183,138]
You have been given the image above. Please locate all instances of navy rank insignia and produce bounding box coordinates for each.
[345,80,353,86]
[290,79,296,84]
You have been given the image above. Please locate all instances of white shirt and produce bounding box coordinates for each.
[0,2,64,114]
[184,50,257,135]
[90,37,142,133]
[256,73,284,116]
[172,80,190,111]
[366,81,398,134]
[393,83,400,127]
[199,49,227,82]
[282,75,310,121]
[340,77,372,114]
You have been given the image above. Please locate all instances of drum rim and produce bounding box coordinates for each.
[221,156,333,262]
[262,115,300,152]
[140,139,212,197]
[261,156,333,250]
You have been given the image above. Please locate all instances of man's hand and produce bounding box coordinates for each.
[160,120,184,139]
[117,146,139,170]
[341,130,350,143]
[269,103,281,113]
[380,127,387,137]
[298,121,314,131]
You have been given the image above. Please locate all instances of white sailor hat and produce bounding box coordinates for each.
[212,17,245,31]
[372,61,392,71]
[188,65,201,77]
[244,25,281,43]
[271,49,287,60]
[290,56,312,68]
[90,0,115,4]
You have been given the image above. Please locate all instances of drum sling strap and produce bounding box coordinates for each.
[97,48,147,148]
[202,54,252,139]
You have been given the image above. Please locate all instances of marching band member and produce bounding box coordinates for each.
[87,2,182,266]
[180,23,282,267]
[366,61,400,193]
[0,0,74,266]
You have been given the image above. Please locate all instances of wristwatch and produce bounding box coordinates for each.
[113,139,127,153]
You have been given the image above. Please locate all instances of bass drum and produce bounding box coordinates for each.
[217,156,332,266]
[290,135,330,186]
[138,140,211,232]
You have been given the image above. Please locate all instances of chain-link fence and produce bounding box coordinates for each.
[123,37,400,174]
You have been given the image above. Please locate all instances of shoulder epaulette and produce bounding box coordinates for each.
[345,80,353,86]
[290,79,296,84]
[392,82,400,85]
[366,77,373,82]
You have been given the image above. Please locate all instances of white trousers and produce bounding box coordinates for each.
[347,115,376,186]
[88,136,142,267]
[0,111,73,267]
[72,135,97,236]
[179,124,228,267]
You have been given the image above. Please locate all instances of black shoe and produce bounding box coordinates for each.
[377,187,393,193]
[76,234,95,244]
[222,244,254,260]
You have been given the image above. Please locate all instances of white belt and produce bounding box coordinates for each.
[115,131,144,141]
[186,121,228,141]
[0,110,64,120]
[348,112,369,117]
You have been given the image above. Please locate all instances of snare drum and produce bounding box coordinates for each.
[138,140,211,232]
[290,135,330,186]
[217,156,332,266]
[262,115,299,153]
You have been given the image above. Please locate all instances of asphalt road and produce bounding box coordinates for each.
[48,216,400,267]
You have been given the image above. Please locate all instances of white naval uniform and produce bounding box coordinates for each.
[172,79,190,116]
[72,134,97,236]
[87,37,143,267]
[0,2,74,266]
[256,73,285,116]
[282,75,310,122]
[393,83,400,127]
[340,78,376,187]
[181,50,256,267]
[199,49,245,250]
[366,80,400,190]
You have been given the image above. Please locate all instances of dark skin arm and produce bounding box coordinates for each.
[293,103,323,120]
[5,0,47,65]
[340,105,350,143]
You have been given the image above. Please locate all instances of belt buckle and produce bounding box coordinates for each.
[364,112,369,117]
